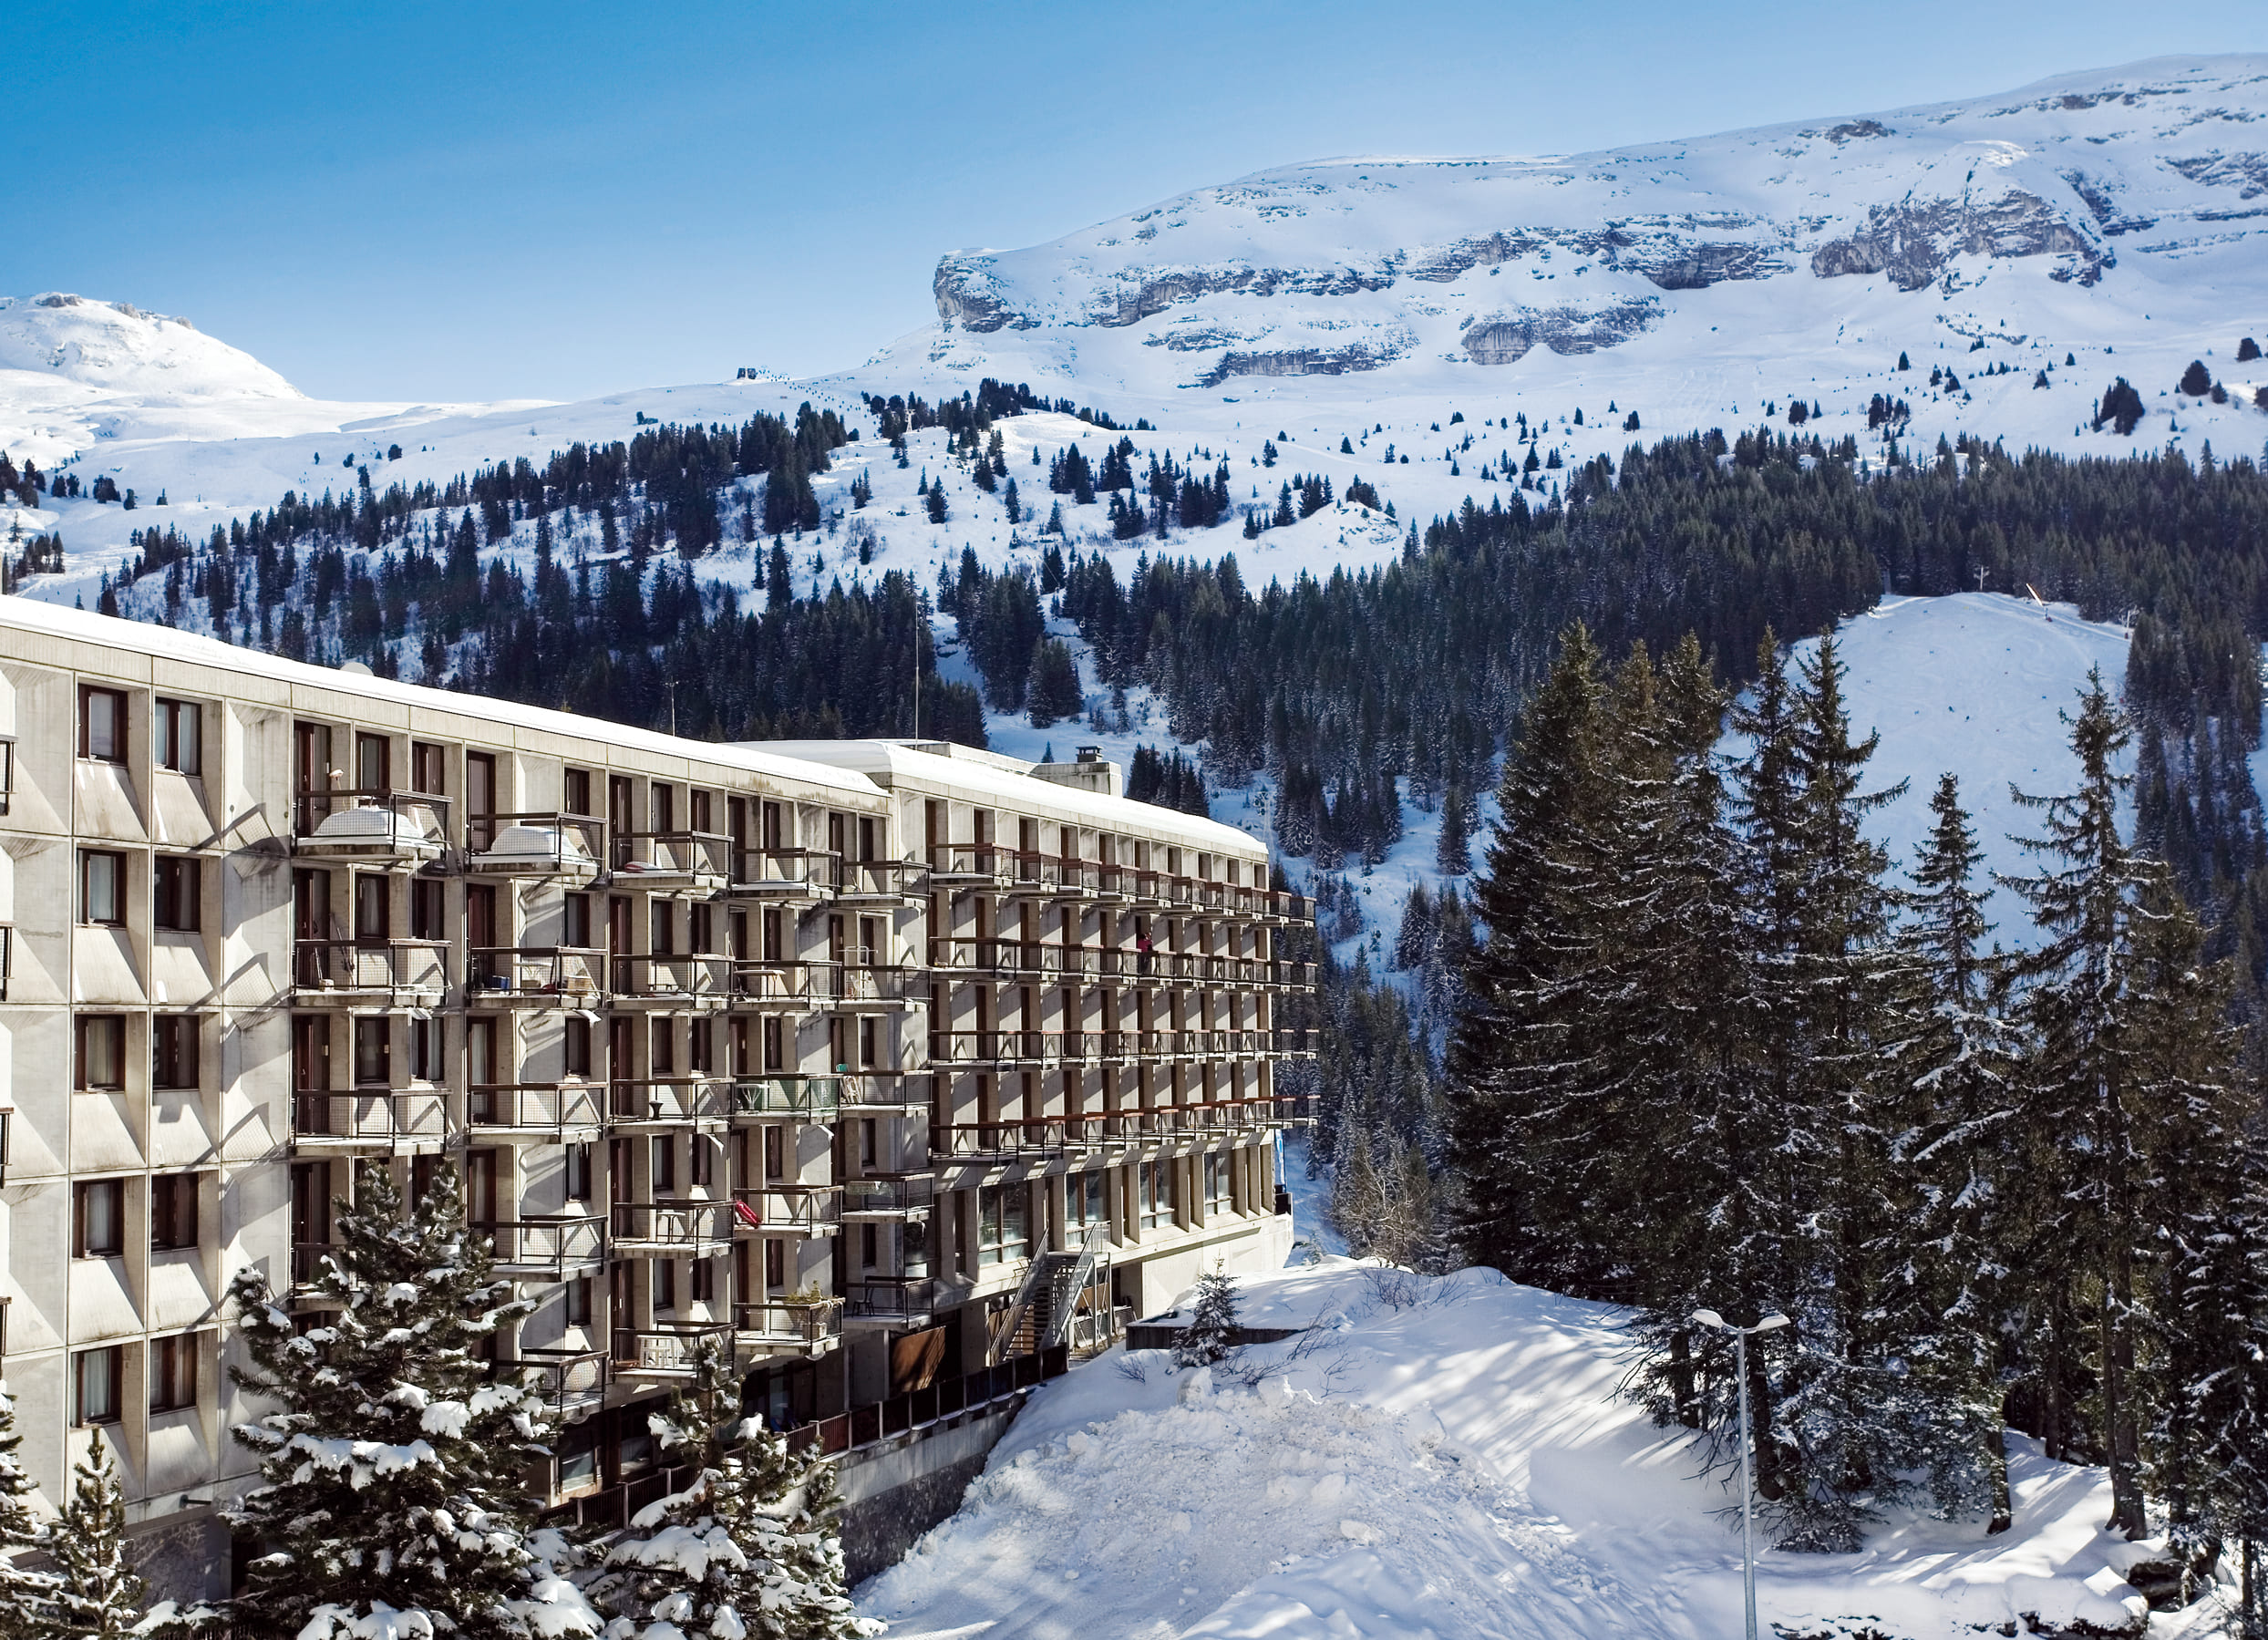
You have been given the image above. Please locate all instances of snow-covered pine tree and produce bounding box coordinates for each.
[1173,1269,1240,1368]
[1389,882,1435,972]
[0,1382,57,1635]
[1998,671,2155,1538]
[595,1336,874,1640]
[1883,773,2023,1532]
[1434,784,1471,876]
[49,1429,147,1640]
[225,1163,596,1640]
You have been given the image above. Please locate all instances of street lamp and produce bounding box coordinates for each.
[1693,1308,1791,1640]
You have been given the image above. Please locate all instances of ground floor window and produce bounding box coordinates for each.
[977,1182,1030,1267]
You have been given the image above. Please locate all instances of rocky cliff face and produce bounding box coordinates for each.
[888,56,2268,402]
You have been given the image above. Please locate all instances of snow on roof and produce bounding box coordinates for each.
[0,596,884,800]
[758,737,1269,861]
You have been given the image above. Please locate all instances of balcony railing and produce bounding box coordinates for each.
[466,812,605,875]
[609,953,732,1006]
[608,1199,734,1252]
[607,1078,733,1128]
[842,1275,941,1325]
[929,1095,1312,1160]
[833,858,926,900]
[727,848,836,898]
[293,1088,451,1150]
[291,938,449,999]
[611,830,729,885]
[730,1185,841,1236]
[472,1215,606,1277]
[468,1080,606,1139]
[730,1075,841,1120]
[733,1299,843,1352]
[294,789,450,862]
[468,945,605,1002]
[786,1346,1068,1457]
[840,1174,935,1218]
[610,1322,734,1377]
[518,1346,610,1418]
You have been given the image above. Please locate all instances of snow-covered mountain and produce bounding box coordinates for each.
[881,53,2268,434]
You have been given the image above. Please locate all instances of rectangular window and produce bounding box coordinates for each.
[690,789,712,835]
[1140,1160,1175,1230]
[563,768,593,817]
[651,783,675,835]
[154,697,201,775]
[150,1333,198,1412]
[80,851,125,925]
[977,1182,1030,1268]
[409,1016,439,1082]
[565,1276,593,1326]
[354,874,389,942]
[152,1016,200,1090]
[74,1179,126,1258]
[764,1238,786,1290]
[688,1018,712,1075]
[564,1016,593,1078]
[566,1143,593,1202]
[762,1016,784,1072]
[74,1346,122,1425]
[690,1137,714,1189]
[409,878,446,942]
[650,900,675,956]
[654,1258,677,1312]
[860,1222,878,1270]
[353,1017,390,1087]
[689,903,712,954]
[651,1019,675,1076]
[152,1173,200,1251]
[691,1258,716,1303]
[80,687,127,762]
[762,1125,784,1181]
[356,731,390,793]
[860,1016,879,1069]
[411,740,446,797]
[1204,1152,1232,1218]
[1067,1170,1106,1229]
[154,856,201,932]
[562,892,591,949]
[652,1136,676,1194]
[77,1016,127,1091]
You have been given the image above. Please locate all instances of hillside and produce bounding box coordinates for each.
[859,1261,2218,1640]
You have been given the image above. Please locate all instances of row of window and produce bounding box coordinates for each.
[72,1333,199,1425]
[71,1173,201,1257]
[79,851,201,931]
[77,688,203,775]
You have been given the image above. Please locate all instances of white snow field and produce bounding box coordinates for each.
[858,1260,2205,1640]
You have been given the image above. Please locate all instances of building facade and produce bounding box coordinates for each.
[0,599,1314,1601]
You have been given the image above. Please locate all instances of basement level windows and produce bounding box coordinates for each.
[977,1181,1030,1268]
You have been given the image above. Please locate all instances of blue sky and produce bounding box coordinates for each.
[7,2,2263,402]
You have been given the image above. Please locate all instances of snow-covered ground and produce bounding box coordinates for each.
[859,1260,2210,1640]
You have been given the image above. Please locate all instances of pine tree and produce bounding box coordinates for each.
[1434,784,1471,876]
[49,1429,147,1640]
[1173,1270,1240,1368]
[595,1338,874,1640]
[0,1382,57,1635]
[224,1164,596,1640]
[1025,639,1083,728]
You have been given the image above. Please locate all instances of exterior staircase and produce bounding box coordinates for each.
[997,1224,1110,1360]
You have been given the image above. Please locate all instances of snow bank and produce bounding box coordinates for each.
[860,1261,2175,1639]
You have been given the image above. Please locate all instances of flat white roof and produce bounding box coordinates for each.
[0,596,883,800]
[758,738,1268,861]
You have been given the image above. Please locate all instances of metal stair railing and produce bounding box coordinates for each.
[1041,1223,1110,1351]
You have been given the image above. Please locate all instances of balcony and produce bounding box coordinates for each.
[730,1075,841,1121]
[833,857,926,904]
[726,847,836,903]
[728,960,833,1006]
[294,789,450,865]
[609,952,731,1008]
[519,1346,610,1419]
[730,1185,841,1238]
[610,1321,735,1380]
[842,1275,941,1327]
[925,844,1014,891]
[829,960,918,1012]
[466,813,604,882]
[999,851,1101,905]
[608,1198,734,1254]
[840,1174,935,1220]
[291,939,449,1007]
[610,830,728,893]
[838,1074,925,1115]
[607,1077,732,1132]
[468,1081,605,1143]
[1273,1027,1319,1059]
[293,1088,451,1154]
[733,1299,843,1356]
[473,1215,606,1279]
[931,1118,1081,1165]
[468,946,605,1006]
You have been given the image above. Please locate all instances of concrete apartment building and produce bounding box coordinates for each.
[0,596,1315,1600]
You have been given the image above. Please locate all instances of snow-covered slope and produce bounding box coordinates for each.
[877,54,2268,456]
[861,1260,2212,1640]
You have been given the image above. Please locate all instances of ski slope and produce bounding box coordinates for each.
[859,1260,2216,1640]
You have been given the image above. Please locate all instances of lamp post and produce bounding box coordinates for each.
[1693,1308,1791,1640]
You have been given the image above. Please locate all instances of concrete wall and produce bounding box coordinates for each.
[835,1399,1026,1586]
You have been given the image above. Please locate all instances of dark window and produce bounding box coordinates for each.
[861,1222,878,1269]
[353,1017,389,1086]
[409,1016,439,1082]
[75,1346,122,1425]
[152,1174,200,1251]
[77,1016,127,1091]
[411,741,446,797]
[651,783,675,834]
[762,1016,784,1072]
[691,1259,716,1303]
[409,878,446,941]
[565,1277,593,1326]
[74,1179,125,1258]
[80,851,125,925]
[762,1125,784,1181]
[652,1137,676,1194]
[562,893,591,949]
[154,698,201,775]
[690,1138,713,1189]
[654,1258,677,1312]
[563,768,593,817]
[354,875,389,942]
[153,1016,200,1090]
[80,687,127,762]
[566,1144,593,1202]
[689,903,712,954]
[564,1016,593,1078]
[764,1238,786,1289]
[155,856,201,932]
[650,900,675,956]
[977,1182,1029,1267]
[688,1018,712,1074]
[150,1334,198,1412]
[355,732,389,792]
[690,789,712,835]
